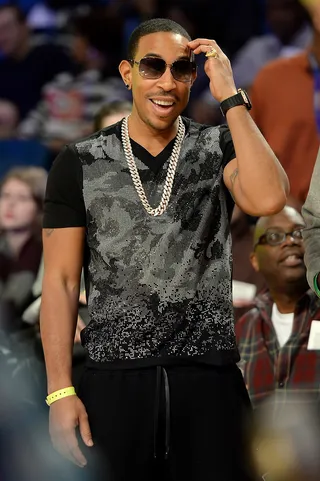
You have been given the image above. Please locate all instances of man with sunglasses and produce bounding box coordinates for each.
[236,206,320,410]
[40,17,289,481]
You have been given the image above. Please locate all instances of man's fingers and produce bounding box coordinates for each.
[53,439,83,467]
[65,431,88,467]
[79,411,94,447]
[188,38,215,46]
[188,38,223,55]
[52,430,87,468]
[192,44,219,56]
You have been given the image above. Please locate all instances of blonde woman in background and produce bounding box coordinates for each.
[0,166,47,324]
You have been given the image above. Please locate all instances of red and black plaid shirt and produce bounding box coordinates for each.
[235,290,320,409]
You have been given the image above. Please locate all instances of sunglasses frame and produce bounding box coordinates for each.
[129,56,197,83]
[253,228,304,250]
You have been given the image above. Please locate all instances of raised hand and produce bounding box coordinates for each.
[188,38,237,103]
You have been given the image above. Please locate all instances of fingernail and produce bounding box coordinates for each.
[87,439,94,447]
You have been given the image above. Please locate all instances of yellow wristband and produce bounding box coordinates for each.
[46,386,76,406]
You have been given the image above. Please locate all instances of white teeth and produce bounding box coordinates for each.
[153,100,174,106]
[285,255,300,261]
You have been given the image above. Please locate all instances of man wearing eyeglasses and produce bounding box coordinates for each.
[236,205,320,410]
[40,17,289,481]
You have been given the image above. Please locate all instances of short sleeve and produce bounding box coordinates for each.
[43,145,86,228]
[219,124,236,168]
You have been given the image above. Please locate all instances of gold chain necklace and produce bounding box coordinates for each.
[121,116,185,216]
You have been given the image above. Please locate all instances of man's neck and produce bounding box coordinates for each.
[6,229,32,257]
[269,284,308,314]
[127,112,179,157]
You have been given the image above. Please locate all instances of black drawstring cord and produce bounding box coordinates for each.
[153,366,171,459]
[154,366,162,459]
[162,367,171,459]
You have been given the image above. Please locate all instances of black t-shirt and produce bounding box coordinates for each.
[44,117,239,367]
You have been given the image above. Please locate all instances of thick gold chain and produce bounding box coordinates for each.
[121,116,185,216]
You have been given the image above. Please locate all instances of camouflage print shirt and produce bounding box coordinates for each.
[43,117,240,367]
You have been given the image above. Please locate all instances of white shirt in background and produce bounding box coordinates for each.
[271,303,294,348]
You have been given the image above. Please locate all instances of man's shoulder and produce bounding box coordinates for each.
[236,305,261,330]
[72,122,120,151]
[254,52,309,81]
[236,291,271,330]
[182,116,227,144]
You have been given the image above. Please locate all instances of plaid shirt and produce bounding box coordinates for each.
[235,290,320,409]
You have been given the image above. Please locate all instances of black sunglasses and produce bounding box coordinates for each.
[254,228,304,250]
[129,56,197,83]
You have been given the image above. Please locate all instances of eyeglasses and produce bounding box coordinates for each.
[129,56,197,83]
[254,228,304,250]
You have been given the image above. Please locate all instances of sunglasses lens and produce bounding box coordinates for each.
[139,57,166,78]
[172,60,196,82]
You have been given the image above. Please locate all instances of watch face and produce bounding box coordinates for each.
[239,89,252,109]
[239,89,248,104]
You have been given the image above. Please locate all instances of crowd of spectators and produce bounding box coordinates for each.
[1,0,320,480]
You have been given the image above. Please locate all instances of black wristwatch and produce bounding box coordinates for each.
[220,89,252,116]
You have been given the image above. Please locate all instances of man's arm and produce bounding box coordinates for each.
[223,107,289,216]
[40,226,93,467]
[40,227,84,391]
[302,148,320,294]
[187,38,289,217]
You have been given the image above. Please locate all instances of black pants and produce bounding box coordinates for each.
[78,363,256,481]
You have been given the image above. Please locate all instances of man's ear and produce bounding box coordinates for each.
[119,60,132,90]
[250,252,260,273]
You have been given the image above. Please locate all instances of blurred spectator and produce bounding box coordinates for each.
[213,0,310,93]
[0,99,49,179]
[192,0,311,125]
[0,99,18,139]
[19,9,130,153]
[231,197,303,320]
[235,206,320,409]
[0,0,39,15]
[248,2,320,203]
[93,100,132,131]
[0,167,47,324]
[0,3,74,120]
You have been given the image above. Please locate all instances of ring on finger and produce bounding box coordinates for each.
[205,47,219,59]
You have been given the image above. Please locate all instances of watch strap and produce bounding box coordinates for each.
[220,89,252,116]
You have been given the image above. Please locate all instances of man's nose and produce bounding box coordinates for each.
[156,65,177,90]
[283,233,298,246]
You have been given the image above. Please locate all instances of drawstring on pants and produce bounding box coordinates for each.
[153,366,171,459]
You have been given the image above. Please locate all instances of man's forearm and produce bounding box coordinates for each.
[40,279,79,393]
[226,106,289,212]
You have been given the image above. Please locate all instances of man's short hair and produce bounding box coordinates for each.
[93,101,132,131]
[127,18,192,60]
[0,3,26,23]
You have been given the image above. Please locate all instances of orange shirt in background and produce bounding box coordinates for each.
[250,52,319,203]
